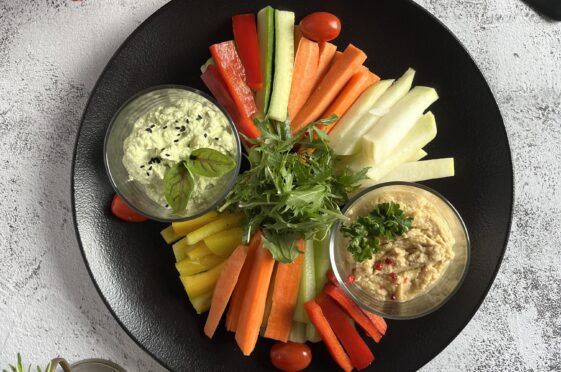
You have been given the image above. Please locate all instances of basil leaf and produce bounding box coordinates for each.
[187,148,236,177]
[262,230,302,263]
[163,162,194,212]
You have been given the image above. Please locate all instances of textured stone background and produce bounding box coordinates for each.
[0,0,559,370]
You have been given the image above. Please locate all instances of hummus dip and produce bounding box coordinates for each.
[346,189,455,302]
[122,96,236,210]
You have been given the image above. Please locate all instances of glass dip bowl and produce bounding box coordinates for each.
[329,182,470,320]
[104,85,241,222]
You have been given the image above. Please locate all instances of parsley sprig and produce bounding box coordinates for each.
[341,202,413,262]
[219,115,367,263]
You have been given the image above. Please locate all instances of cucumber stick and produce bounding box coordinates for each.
[329,80,394,156]
[332,68,415,156]
[267,10,295,121]
[288,321,307,343]
[408,148,428,162]
[379,158,455,183]
[256,6,275,115]
[306,324,321,343]
[362,85,438,164]
[293,240,315,323]
[314,237,330,295]
[360,111,438,184]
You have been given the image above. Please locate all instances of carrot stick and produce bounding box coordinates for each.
[288,38,320,121]
[235,238,276,355]
[312,42,337,91]
[225,230,262,331]
[294,25,303,55]
[264,240,305,341]
[304,300,353,372]
[330,50,343,67]
[204,245,249,339]
[321,67,380,133]
[291,44,367,133]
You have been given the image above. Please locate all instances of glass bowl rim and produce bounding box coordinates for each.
[103,84,242,223]
[329,181,471,320]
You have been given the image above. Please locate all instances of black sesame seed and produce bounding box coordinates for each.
[145,128,152,133]
[165,153,170,157]
[197,115,202,120]
[175,120,179,123]
[204,133,208,138]
[146,172,150,176]
[163,126,167,129]
[214,137,219,140]
[180,126,186,132]
[174,139,179,143]
[165,204,169,208]
[177,133,181,137]
[148,166,153,170]
[185,118,189,124]
[140,165,145,168]
[150,124,155,128]
[175,126,180,130]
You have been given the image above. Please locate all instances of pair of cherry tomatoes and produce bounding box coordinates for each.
[270,342,312,371]
[299,12,341,43]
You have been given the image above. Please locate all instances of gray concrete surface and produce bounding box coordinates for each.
[0,0,559,370]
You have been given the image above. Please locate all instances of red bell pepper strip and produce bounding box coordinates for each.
[324,283,383,342]
[210,41,257,119]
[317,294,374,370]
[201,64,260,139]
[364,311,387,336]
[232,14,262,91]
[325,270,387,336]
[304,300,353,372]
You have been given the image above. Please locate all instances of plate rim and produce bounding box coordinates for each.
[70,0,514,370]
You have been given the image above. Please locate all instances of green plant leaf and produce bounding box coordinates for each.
[163,163,194,213]
[221,114,368,263]
[186,148,236,177]
[341,202,413,262]
[262,230,301,263]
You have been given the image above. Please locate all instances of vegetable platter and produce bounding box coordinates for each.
[72,0,513,371]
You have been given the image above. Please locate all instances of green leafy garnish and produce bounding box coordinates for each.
[220,115,368,263]
[341,202,413,262]
[164,147,235,212]
[187,148,236,177]
[164,162,194,213]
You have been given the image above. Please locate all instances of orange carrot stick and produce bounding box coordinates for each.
[263,241,305,341]
[294,25,303,56]
[311,42,337,91]
[321,67,379,133]
[235,238,276,355]
[304,300,353,372]
[225,230,262,331]
[291,44,367,133]
[288,38,320,121]
[204,245,249,338]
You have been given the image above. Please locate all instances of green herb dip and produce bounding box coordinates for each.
[122,96,236,210]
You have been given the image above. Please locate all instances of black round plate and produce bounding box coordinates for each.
[72,1,513,371]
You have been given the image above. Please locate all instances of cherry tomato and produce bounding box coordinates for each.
[270,342,312,372]
[111,194,148,222]
[299,12,341,42]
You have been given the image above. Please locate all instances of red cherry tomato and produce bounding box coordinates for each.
[111,194,148,222]
[299,12,341,42]
[270,342,312,372]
